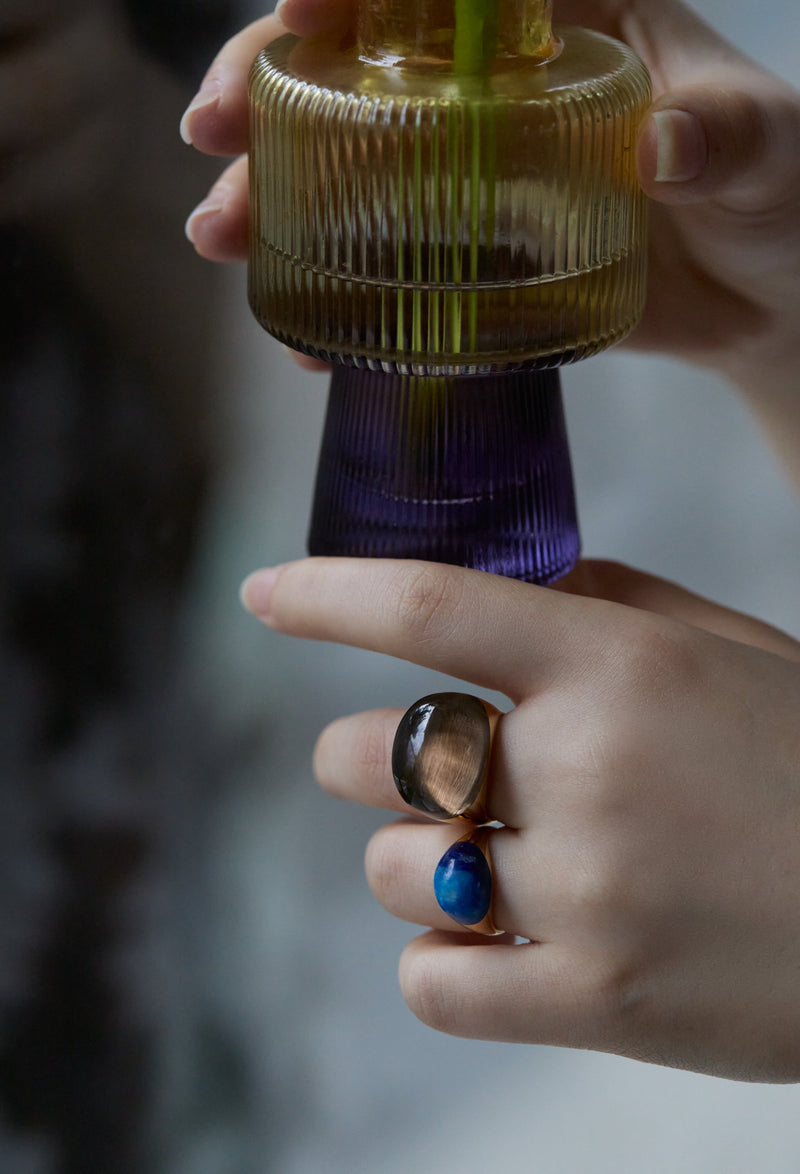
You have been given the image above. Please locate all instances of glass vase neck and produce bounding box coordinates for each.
[357,0,556,71]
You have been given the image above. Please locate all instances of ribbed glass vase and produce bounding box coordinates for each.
[248,1,651,581]
[309,366,579,582]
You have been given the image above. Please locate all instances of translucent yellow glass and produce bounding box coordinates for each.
[248,2,651,376]
[358,0,557,69]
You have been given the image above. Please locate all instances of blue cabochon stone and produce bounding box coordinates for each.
[434,840,491,926]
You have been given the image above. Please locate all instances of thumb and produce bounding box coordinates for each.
[637,79,800,212]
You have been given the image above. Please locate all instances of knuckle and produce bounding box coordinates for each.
[586,955,654,1041]
[554,717,634,821]
[392,564,464,650]
[611,617,667,690]
[573,721,648,820]
[605,614,701,707]
[561,889,661,1048]
[562,934,657,1048]
[558,621,702,816]
[563,848,632,923]
[573,558,637,601]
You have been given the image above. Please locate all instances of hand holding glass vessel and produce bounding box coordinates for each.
[248,0,651,582]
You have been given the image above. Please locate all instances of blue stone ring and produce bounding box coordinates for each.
[392,692,499,822]
[434,827,501,936]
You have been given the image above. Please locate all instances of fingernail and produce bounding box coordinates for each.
[275,0,290,24]
[179,76,222,145]
[652,109,707,183]
[184,196,224,244]
[240,567,283,620]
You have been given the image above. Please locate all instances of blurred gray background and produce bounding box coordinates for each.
[176,2,800,1171]
[4,1,798,1171]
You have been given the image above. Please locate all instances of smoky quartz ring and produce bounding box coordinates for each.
[391,692,499,823]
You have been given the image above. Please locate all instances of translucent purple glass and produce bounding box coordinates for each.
[308,366,579,584]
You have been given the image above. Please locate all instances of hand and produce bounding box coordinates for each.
[182,0,800,389]
[241,556,800,1082]
[0,0,152,225]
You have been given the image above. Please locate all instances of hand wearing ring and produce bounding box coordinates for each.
[198,0,800,1084]
[245,556,800,1080]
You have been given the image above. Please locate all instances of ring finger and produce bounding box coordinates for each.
[366,821,542,942]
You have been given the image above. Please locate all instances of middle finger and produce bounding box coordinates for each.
[314,702,530,829]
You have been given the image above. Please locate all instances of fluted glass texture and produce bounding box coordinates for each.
[248,27,651,376]
[308,366,579,582]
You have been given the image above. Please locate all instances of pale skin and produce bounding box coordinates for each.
[184,2,800,1080]
[238,555,800,1083]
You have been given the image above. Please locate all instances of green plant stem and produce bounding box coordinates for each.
[401,1,500,362]
[454,0,500,75]
[454,1,499,351]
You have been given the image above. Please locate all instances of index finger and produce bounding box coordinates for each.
[240,557,625,699]
[180,15,282,155]
[181,1,353,156]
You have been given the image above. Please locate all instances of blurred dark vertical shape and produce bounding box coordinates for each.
[0,3,239,1170]
[125,0,239,83]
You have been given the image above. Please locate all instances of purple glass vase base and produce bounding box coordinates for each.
[307,366,580,584]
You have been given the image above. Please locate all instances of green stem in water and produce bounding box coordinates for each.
[453,0,499,76]
[454,1,498,351]
[400,2,500,361]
